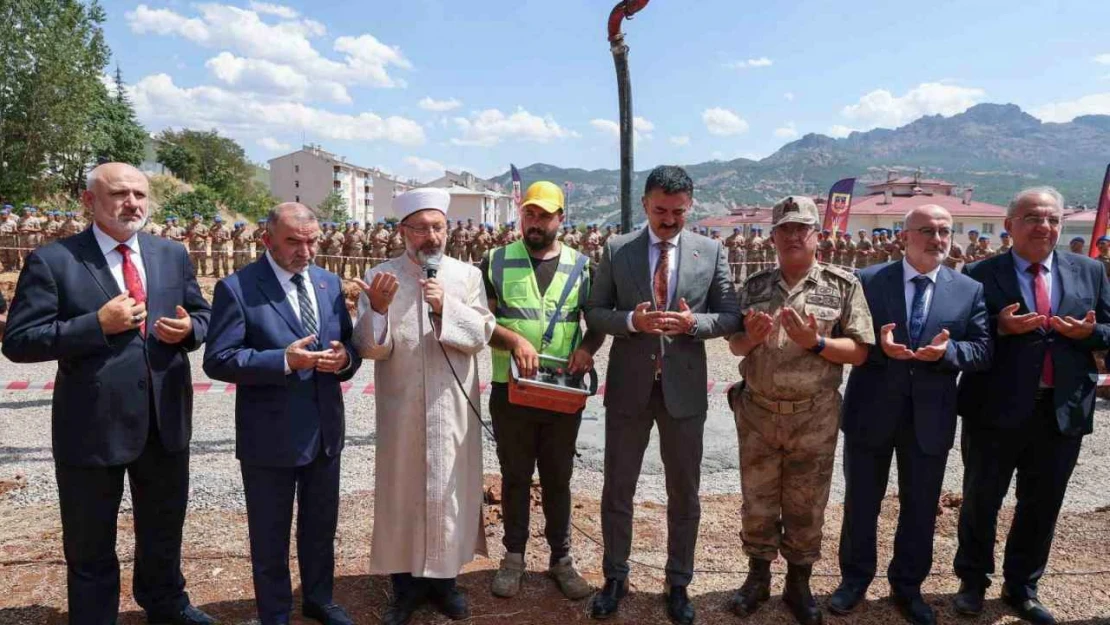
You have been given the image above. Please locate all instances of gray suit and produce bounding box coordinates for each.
[586,228,741,587]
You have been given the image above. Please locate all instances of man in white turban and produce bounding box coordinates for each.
[352,188,496,625]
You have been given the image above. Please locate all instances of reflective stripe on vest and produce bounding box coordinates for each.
[488,240,587,383]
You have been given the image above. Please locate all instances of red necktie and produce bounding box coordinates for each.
[653,242,671,375]
[117,244,147,337]
[1027,262,1053,386]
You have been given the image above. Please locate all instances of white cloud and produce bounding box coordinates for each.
[702,107,749,136]
[131,73,426,146]
[126,3,410,90]
[589,116,653,140]
[402,156,446,176]
[827,125,856,138]
[1032,93,1110,122]
[1094,54,1110,65]
[773,121,798,139]
[204,52,351,104]
[669,135,690,146]
[451,108,576,147]
[725,57,773,69]
[839,82,986,130]
[247,1,298,20]
[418,97,462,112]
[257,136,292,152]
[784,92,795,101]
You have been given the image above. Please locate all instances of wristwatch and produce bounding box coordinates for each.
[808,335,826,354]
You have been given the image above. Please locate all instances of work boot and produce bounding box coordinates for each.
[729,557,772,617]
[783,563,823,625]
[548,555,593,600]
[490,552,525,598]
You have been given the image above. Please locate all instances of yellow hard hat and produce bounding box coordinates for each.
[521,181,564,213]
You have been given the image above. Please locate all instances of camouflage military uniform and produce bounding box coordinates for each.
[470,226,492,265]
[210,221,232,277]
[944,242,964,270]
[817,236,834,265]
[997,243,1011,257]
[60,215,82,239]
[388,228,405,258]
[231,224,251,272]
[872,237,891,264]
[44,215,63,244]
[345,225,366,278]
[185,220,210,276]
[854,235,873,268]
[563,229,581,251]
[733,263,874,565]
[0,215,19,271]
[448,223,469,259]
[725,232,744,282]
[1098,252,1110,278]
[762,236,776,271]
[976,243,995,258]
[163,222,186,245]
[369,225,390,267]
[18,213,43,262]
[325,228,344,274]
[888,239,904,262]
[252,225,267,260]
[143,220,163,238]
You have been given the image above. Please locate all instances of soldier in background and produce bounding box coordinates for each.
[748,227,765,274]
[833,232,852,269]
[163,216,185,245]
[339,221,354,277]
[142,215,163,238]
[872,229,891,265]
[727,196,873,625]
[369,221,390,267]
[74,210,88,231]
[725,227,745,283]
[563,224,581,251]
[817,230,834,264]
[448,219,469,259]
[345,221,366,278]
[1096,236,1110,278]
[210,215,232,278]
[762,230,776,270]
[889,228,905,262]
[997,231,1012,256]
[710,229,722,242]
[599,224,614,249]
[471,224,493,265]
[855,229,874,268]
[1069,236,1085,255]
[252,219,267,260]
[17,206,43,265]
[965,229,981,261]
[944,237,965,270]
[231,221,250,272]
[43,211,64,245]
[325,222,344,273]
[582,224,601,265]
[60,211,82,239]
[976,235,995,258]
[0,207,18,271]
[185,213,210,277]
[387,222,405,258]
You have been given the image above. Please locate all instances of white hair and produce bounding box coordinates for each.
[1008,186,1064,218]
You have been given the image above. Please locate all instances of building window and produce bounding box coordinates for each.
[295,195,300,202]
[294,165,299,173]
[982,223,995,234]
[954,222,964,234]
[294,181,299,188]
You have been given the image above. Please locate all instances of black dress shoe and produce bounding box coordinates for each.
[1001,587,1057,625]
[892,593,936,625]
[303,602,354,625]
[589,578,629,619]
[665,585,695,625]
[952,581,985,617]
[827,582,867,615]
[382,590,426,625]
[147,604,218,625]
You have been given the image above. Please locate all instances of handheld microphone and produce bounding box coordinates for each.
[423,254,441,279]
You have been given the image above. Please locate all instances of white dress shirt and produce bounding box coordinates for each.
[92,223,146,294]
[902,258,941,323]
[627,228,681,332]
[265,252,321,374]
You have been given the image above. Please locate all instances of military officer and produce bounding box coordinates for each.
[209,215,232,277]
[817,230,834,264]
[369,221,389,267]
[0,207,18,271]
[855,229,874,268]
[1069,236,1086,255]
[749,227,766,274]
[18,206,43,264]
[997,231,1012,256]
[1096,236,1110,278]
[185,213,210,276]
[727,196,874,625]
[976,235,995,258]
[387,223,405,258]
[231,221,250,272]
[725,227,745,282]
[163,216,185,245]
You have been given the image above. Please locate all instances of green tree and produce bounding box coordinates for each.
[154,129,253,200]
[317,191,348,223]
[0,0,116,200]
[160,185,222,221]
[87,66,146,167]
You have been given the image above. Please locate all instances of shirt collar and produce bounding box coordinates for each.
[92,222,140,257]
[265,251,309,286]
[647,226,680,248]
[1011,249,1054,274]
[902,258,941,284]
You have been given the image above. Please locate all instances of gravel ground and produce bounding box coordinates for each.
[1,337,1109,513]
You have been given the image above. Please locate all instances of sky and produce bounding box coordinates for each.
[103,0,1110,182]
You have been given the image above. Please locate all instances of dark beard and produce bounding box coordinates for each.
[523,228,556,251]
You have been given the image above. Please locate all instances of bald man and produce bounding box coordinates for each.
[2,163,214,625]
[832,205,991,625]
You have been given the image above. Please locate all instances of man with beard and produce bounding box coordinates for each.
[831,205,991,625]
[3,163,214,625]
[481,182,603,601]
[586,166,741,624]
[352,188,495,625]
[727,196,873,625]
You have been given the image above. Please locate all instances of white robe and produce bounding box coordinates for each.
[353,254,495,578]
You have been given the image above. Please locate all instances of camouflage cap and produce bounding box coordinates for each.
[771,196,819,229]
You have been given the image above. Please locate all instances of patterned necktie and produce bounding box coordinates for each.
[116,244,146,337]
[1027,263,1054,386]
[908,274,931,348]
[289,273,319,347]
[653,241,671,311]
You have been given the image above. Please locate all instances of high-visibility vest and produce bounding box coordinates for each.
[487,240,588,383]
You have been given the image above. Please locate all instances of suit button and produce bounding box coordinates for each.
[138,380,147,390]
[650,354,656,361]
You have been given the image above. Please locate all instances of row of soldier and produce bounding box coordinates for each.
[0,205,89,272]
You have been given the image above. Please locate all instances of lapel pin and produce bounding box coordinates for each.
[319,282,326,289]
[693,251,700,258]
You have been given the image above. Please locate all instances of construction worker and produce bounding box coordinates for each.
[231,221,250,272]
[185,213,210,276]
[728,196,873,625]
[483,181,601,602]
[209,215,232,277]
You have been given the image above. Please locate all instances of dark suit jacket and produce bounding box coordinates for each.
[957,250,1110,436]
[842,261,992,455]
[585,228,741,418]
[2,229,210,467]
[203,257,361,467]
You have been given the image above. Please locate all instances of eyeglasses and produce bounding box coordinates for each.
[1019,215,1061,227]
[914,227,952,239]
[401,224,447,236]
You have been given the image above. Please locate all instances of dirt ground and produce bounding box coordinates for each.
[1,477,1108,625]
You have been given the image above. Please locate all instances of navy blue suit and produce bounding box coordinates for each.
[2,228,210,624]
[954,250,1110,600]
[839,261,991,597]
[203,256,360,624]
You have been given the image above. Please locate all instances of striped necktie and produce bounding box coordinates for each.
[290,273,319,346]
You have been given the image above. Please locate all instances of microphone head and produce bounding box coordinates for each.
[423,253,442,278]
